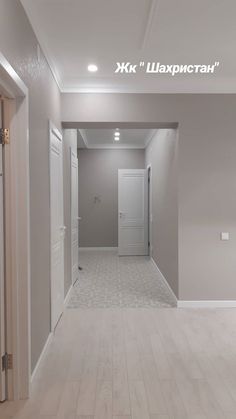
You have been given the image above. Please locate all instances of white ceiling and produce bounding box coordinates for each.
[20,0,236,93]
[78,129,155,149]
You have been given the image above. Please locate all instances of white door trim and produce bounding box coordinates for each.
[0,52,30,400]
[177,300,236,308]
[0,99,6,402]
[151,257,178,305]
[49,121,64,331]
[70,148,79,285]
[147,164,152,257]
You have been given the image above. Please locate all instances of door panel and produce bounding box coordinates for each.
[118,169,148,256]
[71,149,78,284]
[50,126,64,331]
[0,100,6,401]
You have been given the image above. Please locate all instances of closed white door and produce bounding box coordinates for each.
[118,169,148,256]
[0,101,6,401]
[70,149,79,284]
[50,124,65,331]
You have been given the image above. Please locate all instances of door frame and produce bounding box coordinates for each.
[147,164,152,257]
[0,52,30,400]
[49,121,64,331]
[0,98,6,402]
[70,148,79,286]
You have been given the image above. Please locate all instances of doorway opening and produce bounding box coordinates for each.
[63,125,178,309]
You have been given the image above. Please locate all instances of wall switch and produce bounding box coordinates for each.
[221,232,229,241]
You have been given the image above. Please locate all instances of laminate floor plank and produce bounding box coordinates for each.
[139,355,167,415]
[129,380,150,419]
[112,311,131,416]
[2,305,236,419]
[94,380,112,419]
[57,381,80,419]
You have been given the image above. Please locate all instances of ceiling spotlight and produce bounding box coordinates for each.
[114,136,120,141]
[88,64,98,72]
[114,132,120,137]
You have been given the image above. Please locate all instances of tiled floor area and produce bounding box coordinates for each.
[68,249,176,308]
[2,308,236,418]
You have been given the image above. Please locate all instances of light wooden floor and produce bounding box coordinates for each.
[1,307,236,419]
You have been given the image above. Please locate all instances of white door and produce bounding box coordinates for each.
[0,101,6,401]
[50,124,65,331]
[118,169,148,256]
[70,149,79,284]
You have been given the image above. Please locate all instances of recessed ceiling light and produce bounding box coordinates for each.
[114,132,120,137]
[114,136,120,141]
[88,64,98,72]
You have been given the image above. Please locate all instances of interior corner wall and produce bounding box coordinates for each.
[145,129,178,297]
[62,93,236,302]
[0,1,61,371]
[78,148,145,247]
[63,129,77,296]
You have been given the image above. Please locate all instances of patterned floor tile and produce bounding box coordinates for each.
[68,249,176,308]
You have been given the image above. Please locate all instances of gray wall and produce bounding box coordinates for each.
[63,129,78,296]
[0,0,61,370]
[78,149,145,247]
[145,129,178,297]
[62,93,236,301]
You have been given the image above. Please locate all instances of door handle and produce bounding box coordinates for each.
[77,217,82,220]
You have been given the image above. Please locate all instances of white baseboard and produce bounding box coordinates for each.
[79,247,118,251]
[64,284,73,309]
[151,257,178,304]
[178,300,236,308]
[31,285,73,385]
[150,257,236,309]
[31,332,53,384]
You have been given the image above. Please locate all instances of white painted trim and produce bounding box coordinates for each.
[64,284,73,309]
[0,52,30,400]
[82,144,146,149]
[147,164,152,257]
[60,84,236,94]
[30,333,53,385]
[151,257,178,304]
[177,300,236,308]
[49,121,64,332]
[31,284,73,387]
[60,86,141,94]
[70,148,79,286]
[79,247,118,251]
[151,257,236,309]
[0,52,28,96]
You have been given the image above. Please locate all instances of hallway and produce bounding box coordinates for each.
[2,307,236,418]
[1,0,236,414]
[68,250,176,308]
